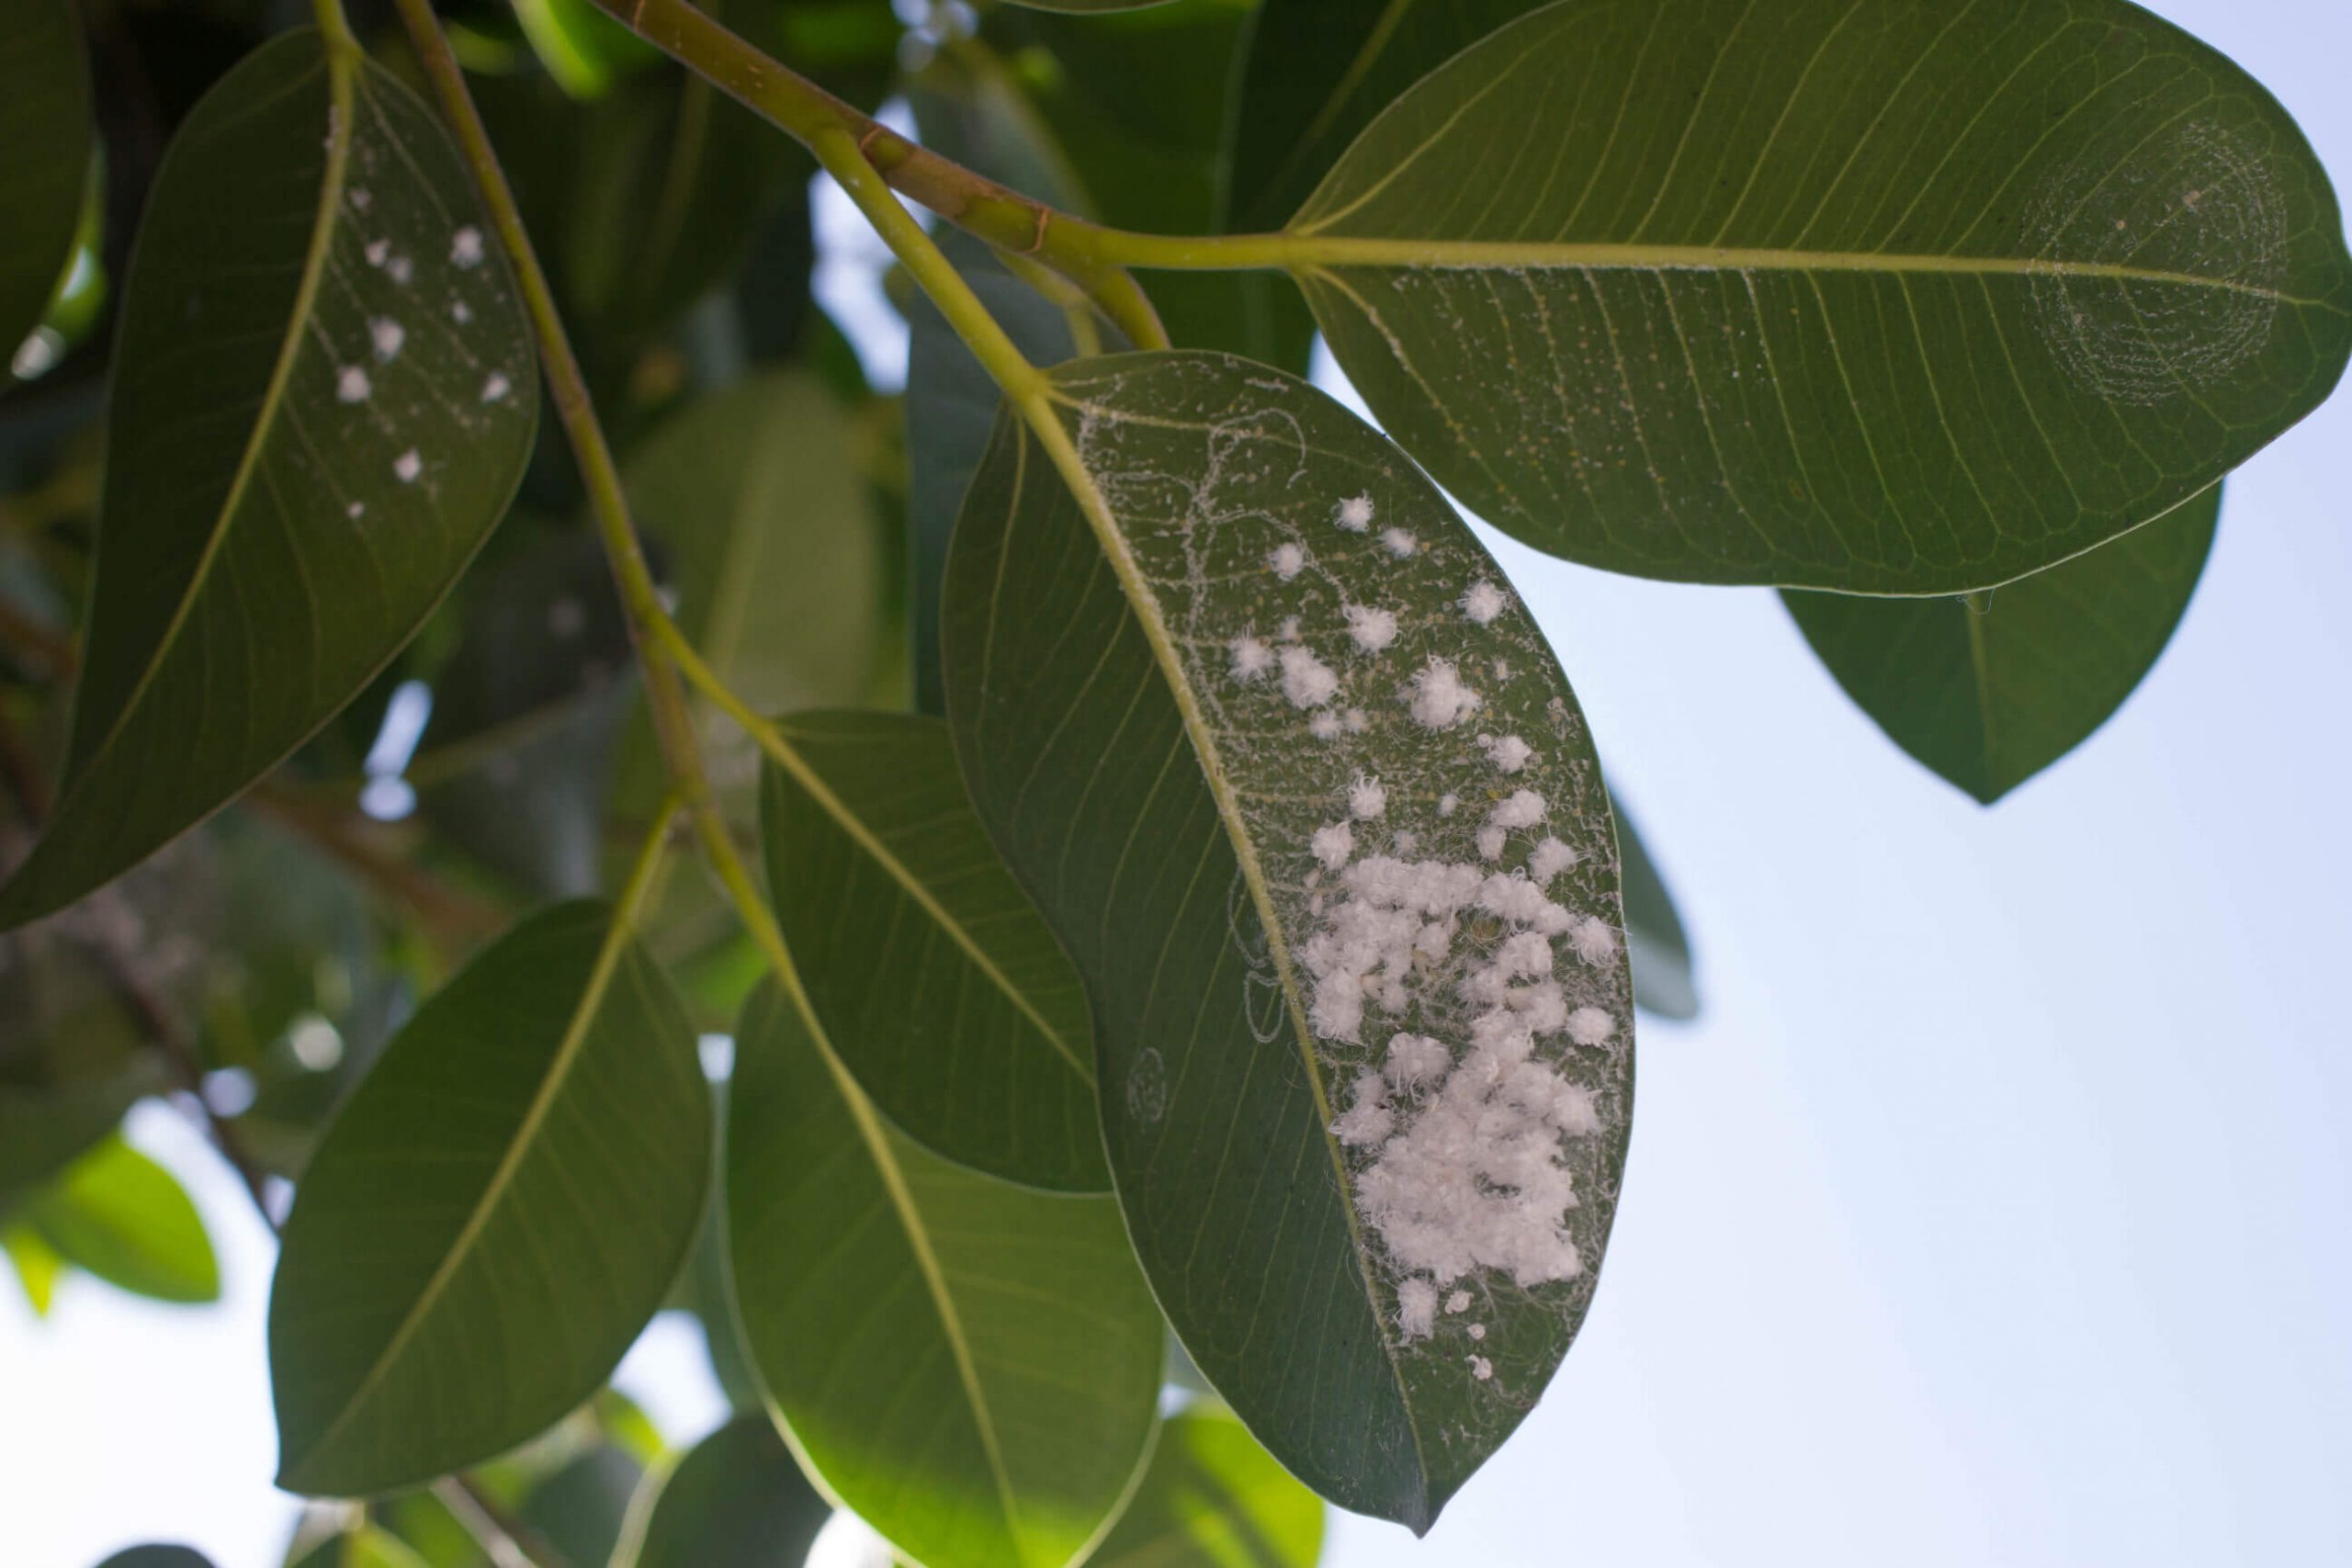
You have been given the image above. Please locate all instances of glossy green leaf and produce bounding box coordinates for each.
[1291,0,2352,592]
[96,1549,217,1568]
[727,979,1161,1568]
[4,1222,64,1315]
[1614,798,1697,1022]
[0,0,92,356]
[269,901,709,1497]
[1788,484,2222,803]
[1091,1410,1325,1568]
[0,29,539,930]
[759,710,1103,1190]
[614,1414,830,1568]
[25,1135,220,1305]
[288,1525,432,1568]
[943,352,1635,1529]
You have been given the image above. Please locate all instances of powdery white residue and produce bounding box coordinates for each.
[392,449,422,483]
[1396,1277,1438,1341]
[1230,636,1274,682]
[451,299,473,325]
[1529,838,1577,883]
[1383,527,1418,558]
[1309,712,1344,740]
[1444,1289,1472,1314]
[1343,707,1370,733]
[1333,1071,1394,1148]
[1347,604,1399,653]
[1469,1355,1494,1381]
[1387,1032,1450,1088]
[1468,1323,1487,1341]
[1566,1008,1614,1047]
[369,318,405,361]
[1337,493,1374,531]
[1279,616,1302,643]
[1476,826,1507,861]
[1490,790,1546,830]
[1281,646,1340,708]
[1407,658,1482,729]
[1350,774,1387,819]
[481,372,512,403]
[335,367,370,403]
[1393,829,1419,854]
[1311,820,1355,870]
[1271,543,1306,581]
[1485,734,1534,773]
[1568,916,1617,964]
[450,226,485,268]
[1462,581,1510,625]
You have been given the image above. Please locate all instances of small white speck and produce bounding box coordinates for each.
[345,501,365,519]
[1346,604,1399,653]
[1230,636,1274,682]
[392,448,423,483]
[1270,542,1306,581]
[1438,793,1460,817]
[1312,820,1355,870]
[335,366,370,403]
[1343,707,1370,733]
[1492,659,1511,680]
[1349,775,1387,820]
[1462,581,1510,625]
[1279,616,1301,643]
[370,318,405,361]
[1308,711,1345,740]
[450,299,473,325]
[347,187,372,212]
[481,372,512,403]
[1280,646,1340,708]
[1469,1355,1493,1382]
[1566,1007,1615,1047]
[1382,527,1418,558]
[1336,493,1374,532]
[386,254,414,286]
[1484,734,1534,773]
[450,226,485,267]
[1445,1290,1472,1314]
[364,238,390,267]
[1468,1323,1487,1341]
[1476,826,1507,861]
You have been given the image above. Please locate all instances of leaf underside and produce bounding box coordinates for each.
[1292,0,2352,592]
[269,902,708,1497]
[1788,483,2222,802]
[0,29,537,930]
[943,351,1635,1529]
[616,1415,831,1568]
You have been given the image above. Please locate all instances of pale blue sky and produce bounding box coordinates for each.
[7,1,2349,1562]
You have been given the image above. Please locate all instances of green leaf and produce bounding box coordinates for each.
[96,1549,218,1568]
[4,1222,64,1315]
[24,1135,220,1305]
[516,1444,644,1568]
[0,0,92,357]
[614,1415,830,1568]
[0,29,539,930]
[1007,2,1178,12]
[942,352,1635,1529]
[288,1525,432,1568]
[1090,1410,1326,1568]
[1614,798,1697,1022]
[0,1077,149,1209]
[727,978,1161,1568]
[759,709,1103,1191]
[1290,0,2352,593]
[269,900,710,1497]
[1786,484,2222,803]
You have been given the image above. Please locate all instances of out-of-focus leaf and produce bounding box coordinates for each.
[728,980,1161,1568]
[1613,799,1696,1022]
[0,29,539,929]
[1006,1,1179,12]
[25,1134,219,1304]
[1786,486,2222,804]
[615,1415,830,1568]
[944,353,1634,1529]
[511,0,660,98]
[96,1549,218,1568]
[0,0,92,358]
[1091,1410,1326,1567]
[4,1223,64,1315]
[1292,0,2351,592]
[517,1444,644,1568]
[0,1078,148,1209]
[270,902,709,1497]
[288,1525,431,1568]
[759,711,1102,1190]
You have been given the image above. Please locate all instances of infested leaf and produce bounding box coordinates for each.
[269,901,709,1497]
[1787,484,2222,803]
[613,1414,831,1568]
[23,1134,220,1305]
[1291,0,2351,592]
[727,979,1161,1568]
[0,29,539,930]
[0,0,92,357]
[943,352,1634,1529]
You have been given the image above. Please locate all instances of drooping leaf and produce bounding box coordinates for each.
[614,1415,831,1568]
[759,711,1103,1190]
[942,352,1635,1529]
[0,0,92,357]
[1289,0,2352,592]
[727,979,1161,1568]
[4,1222,65,1315]
[1090,1410,1326,1568]
[24,1134,220,1305]
[269,901,709,1497]
[1613,797,1696,1022]
[0,29,539,930]
[288,1525,432,1568]
[1787,484,2222,803]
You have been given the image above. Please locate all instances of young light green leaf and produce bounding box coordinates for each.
[1615,797,1697,1022]
[1787,485,2222,804]
[288,1525,432,1568]
[24,1134,220,1305]
[269,901,709,1498]
[759,710,1103,1191]
[0,0,92,355]
[727,978,1161,1568]
[4,1224,64,1316]
[1291,0,2352,593]
[613,1414,831,1568]
[942,352,1635,1529]
[0,29,538,931]
[1089,1410,1326,1568]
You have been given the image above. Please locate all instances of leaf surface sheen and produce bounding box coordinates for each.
[1787,482,2222,802]
[0,29,538,929]
[943,351,1635,1529]
[759,710,1104,1191]
[1291,0,2352,592]
[726,980,1161,1568]
[269,901,709,1498]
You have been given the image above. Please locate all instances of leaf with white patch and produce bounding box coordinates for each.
[1290,0,2351,592]
[943,351,1634,1529]
[0,28,538,930]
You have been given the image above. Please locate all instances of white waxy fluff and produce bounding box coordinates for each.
[1396,1277,1438,1340]
[1349,774,1387,820]
[1566,1007,1615,1047]
[1270,542,1306,581]
[1230,636,1275,682]
[1346,604,1399,653]
[1484,734,1534,773]
[1407,658,1482,729]
[1462,580,1510,624]
[1280,646,1339,708]
[450,226,485,267]
[1386,1032,1451,1089]
[391,449,422,483]
[1311,820,1355,870]
[1568,916,1617,964]
[335,367,370,403]
[1529,838,1577,883]
[1336,493,1374,531]
[1489,790,1546,830]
